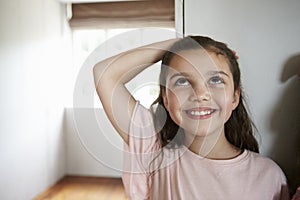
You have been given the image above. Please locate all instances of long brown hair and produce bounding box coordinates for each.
[151,36,259,153]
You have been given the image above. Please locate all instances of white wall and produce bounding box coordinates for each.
[65,108,124,177]
[0,0,71,199]
[185,0,300,193]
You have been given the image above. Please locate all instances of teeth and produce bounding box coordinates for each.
[190,110,213,116]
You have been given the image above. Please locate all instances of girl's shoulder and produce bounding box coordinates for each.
[248,151,281,167]
[128,101,160,152]
[246,150,287,180]
[129,101,155,134]
[131,101,153,122]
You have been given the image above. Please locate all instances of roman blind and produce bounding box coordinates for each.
[69,0,175,29]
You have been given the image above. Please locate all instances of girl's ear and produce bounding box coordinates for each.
[232,88,240,110]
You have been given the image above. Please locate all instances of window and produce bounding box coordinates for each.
[72,28,176,108]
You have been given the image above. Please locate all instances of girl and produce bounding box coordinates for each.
[93,36,289,199]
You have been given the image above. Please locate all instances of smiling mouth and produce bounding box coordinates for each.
[185,108,216,119]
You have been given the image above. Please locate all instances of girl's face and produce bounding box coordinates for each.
[162,49,240,139]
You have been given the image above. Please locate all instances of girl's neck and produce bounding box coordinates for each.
[185,130,242,160]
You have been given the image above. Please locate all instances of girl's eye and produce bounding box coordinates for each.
[209,76,224,85]
[175,77,190,86]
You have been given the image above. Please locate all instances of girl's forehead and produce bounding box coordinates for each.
[168,49,231,75]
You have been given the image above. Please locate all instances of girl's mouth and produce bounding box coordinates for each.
[184,108,216,119]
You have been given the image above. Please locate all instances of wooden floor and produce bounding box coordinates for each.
[34,176,127,200]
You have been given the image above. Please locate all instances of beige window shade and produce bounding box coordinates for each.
[69,0,175,29]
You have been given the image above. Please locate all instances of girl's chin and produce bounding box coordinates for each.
[180,123,212,133]
[183,127,224,138]
[183,129,211,138]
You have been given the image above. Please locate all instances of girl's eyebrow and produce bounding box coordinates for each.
[169,72,191,80]
[169,70,229,80]
[207,70,230,77]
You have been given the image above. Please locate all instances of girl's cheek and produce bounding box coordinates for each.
[212,90,235,117]
[210,89,227,103]
[167,88,189,105]
[213,89,236,112]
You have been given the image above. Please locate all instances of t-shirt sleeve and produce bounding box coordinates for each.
[278,170,290,200]
[267,158,290,200]
[263,157,290,200]
[280,184,290,200]
[122,102,161,200]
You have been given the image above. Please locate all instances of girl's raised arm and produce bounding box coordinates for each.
[93,39,177,144]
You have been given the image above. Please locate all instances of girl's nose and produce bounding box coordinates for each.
[189,84,211,102]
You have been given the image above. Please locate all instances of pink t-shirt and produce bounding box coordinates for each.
[122,102,290,200]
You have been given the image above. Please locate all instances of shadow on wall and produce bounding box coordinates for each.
[270,54,300,195]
